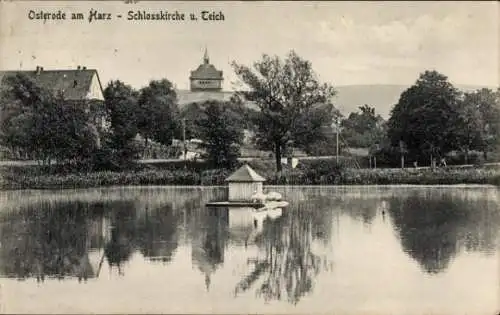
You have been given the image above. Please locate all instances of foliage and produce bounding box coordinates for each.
[387,70,462,164]
[0,74,99,165]
[92,134,141,171]
[455,88,500,162]
[232,50,338,171]
[341,104,386,149]
[295,159,345,184]
[103,80,140,141]
[100,80,142,170]
[2,163,500,189]
[137,79,180,146]
[194,100,244,169]
[179,102,204,139]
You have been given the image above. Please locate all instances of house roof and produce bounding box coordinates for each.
[225,164,265,182]
[189,63,223,80]
[0,68,104,101]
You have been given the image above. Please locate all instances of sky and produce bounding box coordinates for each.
[0,1,498,90]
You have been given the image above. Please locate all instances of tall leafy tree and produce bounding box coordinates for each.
[137,79,180,147]
[194,100,244,169]
[37,94,99,164]
[456,88,500,161]
[232,50,337,171]
[0,74,98,165]
[101,80,141,170]
[387,70,462,164]
[0,74,49,159]
[103,80,139,142]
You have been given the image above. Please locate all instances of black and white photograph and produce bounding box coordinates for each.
[0,1,499,314]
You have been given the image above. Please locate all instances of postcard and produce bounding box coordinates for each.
[0,1,499,314]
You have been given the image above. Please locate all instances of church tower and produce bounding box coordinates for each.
[189,48,223,91]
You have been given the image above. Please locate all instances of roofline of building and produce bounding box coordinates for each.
[0,67,105,98]
[92,70,105,97]
[189,76,224,81]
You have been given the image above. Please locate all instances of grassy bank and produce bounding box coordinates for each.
[1,161,499,190]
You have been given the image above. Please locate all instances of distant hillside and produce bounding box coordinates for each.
[177,84,496,119]
[334,84,496,119]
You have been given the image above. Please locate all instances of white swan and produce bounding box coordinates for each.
[251,190,267,203]
[266,191,283,201]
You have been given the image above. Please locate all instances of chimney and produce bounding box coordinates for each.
[82,66,87,70]
[35,66,42,74]
[77,66,81,70]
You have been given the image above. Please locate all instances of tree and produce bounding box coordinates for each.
[36,94,99,165]
[0,73,49,159]
[137,79,180,147]
[103,80,140,142]
[0,74,99,165]
[456,88,500,162]
[387,70,462,165]
[194,100,244,169]
[180,102,204,140]
[100,80,141,170]
[292,103,340,155]
[232,50,337,171]
[341,104,386,148]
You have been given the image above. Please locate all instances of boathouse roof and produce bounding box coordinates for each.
[225,164,265,182]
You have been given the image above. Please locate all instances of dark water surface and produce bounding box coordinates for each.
[0,186,498,314]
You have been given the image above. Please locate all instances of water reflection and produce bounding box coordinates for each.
[191,208,227,290]
[0,187,499,313]
[0,201,102,282]
[388,191,500,274]
[104,201,137,275]
[136,204,179,263]
[235,204,330,304]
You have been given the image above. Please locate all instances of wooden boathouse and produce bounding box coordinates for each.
[225,164,265,202]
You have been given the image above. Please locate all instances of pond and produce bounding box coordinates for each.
[0,186,498,314]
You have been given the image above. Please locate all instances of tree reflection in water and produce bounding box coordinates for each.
[135,204,179,264]
[103,201,137,275]
[388,191,500,274]
[235,205,327,304]
[191,208,227,291]
[0,201,101,282]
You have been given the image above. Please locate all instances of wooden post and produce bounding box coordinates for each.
[399,140,405,169]
[182,118,187,169]
[335,129,339,163]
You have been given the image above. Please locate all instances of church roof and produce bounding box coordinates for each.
[0,67,103,101]
[190,48,223,80]
[225,164,266,182]
[190,64,223,80]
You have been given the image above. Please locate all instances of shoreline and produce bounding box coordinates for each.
[0,183,497,192]
[1,166,499,190]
